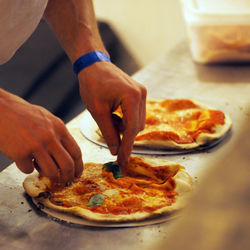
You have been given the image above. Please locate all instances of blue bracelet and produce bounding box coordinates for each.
[73,51,111,75]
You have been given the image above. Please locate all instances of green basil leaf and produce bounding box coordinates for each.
[66,180,72,187]
[103,161,123,179]
[87,193,105,207]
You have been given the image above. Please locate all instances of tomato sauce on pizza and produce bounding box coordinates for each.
[112,99,231,149]
[23,156,193,222]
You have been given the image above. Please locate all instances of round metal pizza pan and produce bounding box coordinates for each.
[79,110,229,156]
[31,198,178,228]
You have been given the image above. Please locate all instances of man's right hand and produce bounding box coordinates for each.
[0,89,83,184]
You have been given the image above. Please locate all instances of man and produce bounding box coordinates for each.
[0,0,147,185]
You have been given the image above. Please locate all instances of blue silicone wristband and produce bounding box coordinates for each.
[73,51,111,74]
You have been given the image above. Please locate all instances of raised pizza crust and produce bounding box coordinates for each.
[97,99,232,150]
[23,157,193,222]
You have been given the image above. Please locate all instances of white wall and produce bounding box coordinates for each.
[93,0,187,67]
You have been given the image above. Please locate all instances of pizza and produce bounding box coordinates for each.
[23,156,192,222]
[97,99,232,150]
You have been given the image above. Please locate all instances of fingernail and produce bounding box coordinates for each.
[110,146,118,155]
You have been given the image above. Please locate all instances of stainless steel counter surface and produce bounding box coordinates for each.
[1,41,250,250]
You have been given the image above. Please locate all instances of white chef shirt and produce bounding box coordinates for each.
[0,0,48,64]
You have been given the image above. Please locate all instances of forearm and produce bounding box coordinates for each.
[44,0,147,168]
[44,0,107,62]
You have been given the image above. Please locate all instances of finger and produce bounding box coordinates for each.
[15,157,34,174]
[93,108,121,155]
[117,132,136,169]
[32,158,41,172]
[139,86,147,130]
[61,132,84,177]
[48,141,75,184]
[33,149,59,180]
[117,101,140,167]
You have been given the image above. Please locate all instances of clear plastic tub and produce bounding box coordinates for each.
[180,0,250,63]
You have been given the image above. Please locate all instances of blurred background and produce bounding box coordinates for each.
[0,0,185,170]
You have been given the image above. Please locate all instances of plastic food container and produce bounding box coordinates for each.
[180,0,250,64]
